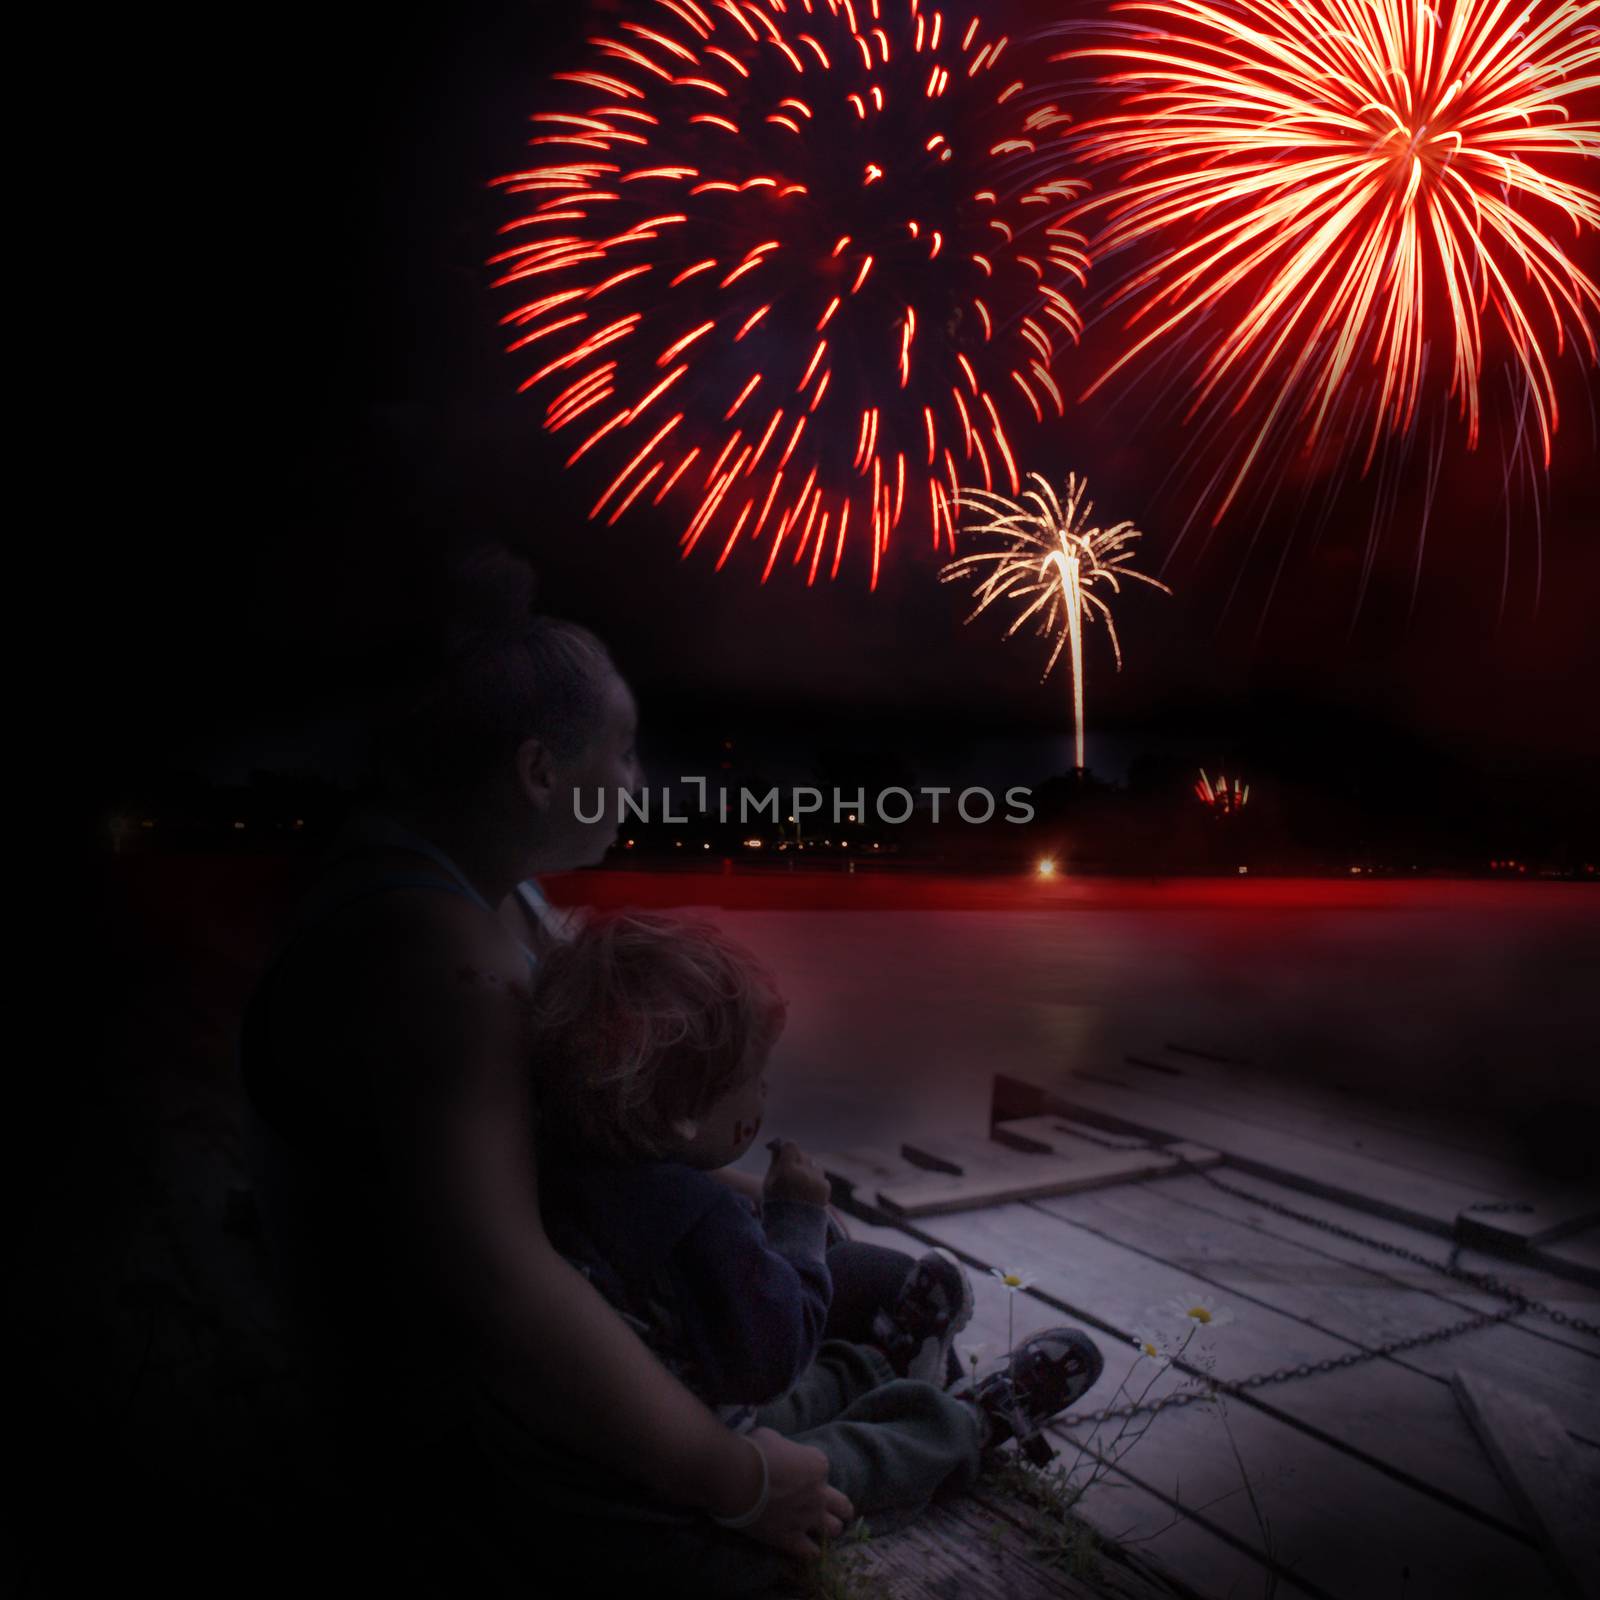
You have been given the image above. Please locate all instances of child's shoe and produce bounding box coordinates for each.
[954,1328,1104,1466]
[871,1249,975,1385]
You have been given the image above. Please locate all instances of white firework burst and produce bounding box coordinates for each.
[942,472,1170,771]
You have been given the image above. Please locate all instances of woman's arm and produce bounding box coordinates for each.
[362,896,852,1551]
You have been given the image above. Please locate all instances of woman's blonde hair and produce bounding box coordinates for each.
[531,912,786,1162]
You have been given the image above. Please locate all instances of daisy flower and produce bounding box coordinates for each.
[1164,1294,1235,1331]
[989,1269,1036,1350]
[1130,1333,1172,1370]
[990,1269,1036,1293]
[960,1342,993,1384]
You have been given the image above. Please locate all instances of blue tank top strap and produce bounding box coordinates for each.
[514,878,577,947]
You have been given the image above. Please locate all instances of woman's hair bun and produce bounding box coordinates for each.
[443,543,539,654]
[365,540,615,802]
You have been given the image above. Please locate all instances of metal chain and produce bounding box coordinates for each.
[1176,1154,1599,1336]
[1047,1132,1599,1428]
[1059,1302,1527,1428]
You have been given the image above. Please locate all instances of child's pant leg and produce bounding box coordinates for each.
[824,1240,916,1341]
[754,1341,982,1526]
[791,1377,982,1524]
[751,1339,893,1434]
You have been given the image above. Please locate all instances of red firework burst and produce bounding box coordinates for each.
[492,0,1089,589]
[1052,0,1600,528]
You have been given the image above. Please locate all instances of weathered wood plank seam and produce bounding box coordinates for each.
[1045,1443,1340,1600]
[1016,1198,1537,1544]
[1136,1175,1600,1365]
[846,1196,1535,1546]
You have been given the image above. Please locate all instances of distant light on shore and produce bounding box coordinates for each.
[1037,858,1058,878]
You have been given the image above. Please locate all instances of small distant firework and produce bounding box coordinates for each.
[942,472,1169,772]
[493,0,1092,589]
[1051,0,1600,553]
[1196,769,1248,813]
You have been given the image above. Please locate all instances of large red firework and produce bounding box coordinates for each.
[1053,0,1600,529]
[492,0,1089,588]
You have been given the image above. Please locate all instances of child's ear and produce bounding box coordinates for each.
[671,1117,699,1143]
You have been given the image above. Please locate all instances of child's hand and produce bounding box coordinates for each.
[763,1139,832,1207]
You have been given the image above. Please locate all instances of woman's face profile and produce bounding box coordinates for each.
[539,671,641,870]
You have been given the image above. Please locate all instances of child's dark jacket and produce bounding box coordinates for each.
[539,1153,833,1419]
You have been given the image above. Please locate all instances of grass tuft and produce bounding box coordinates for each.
[977,1455,1103,1581]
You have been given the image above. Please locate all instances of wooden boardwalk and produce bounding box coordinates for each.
[817,1049,1600,1600]
[79,873,1600,1600]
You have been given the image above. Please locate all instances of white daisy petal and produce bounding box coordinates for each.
[1130,1333,1172,1369]
[1163,1293,1236,1331]
[990,1268,1036,1292]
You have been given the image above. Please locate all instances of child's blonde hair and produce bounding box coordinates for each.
[530,911,786,1162]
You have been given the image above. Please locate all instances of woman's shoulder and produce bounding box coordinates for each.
[273,862,535,1072]
[295,865,520,978]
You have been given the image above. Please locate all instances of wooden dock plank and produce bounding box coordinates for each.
[821,1137,1219,1219]
[1003,1073,1600,1284]
[1119,1170,1600,1430]
[946,1493,1199,1600]
[877,1201,1557,1598]
[995,1116,1154,1154]
[882,1138,1220,1218]
[1083,1061,1600,1247]
[1141,1169,1600,1363]
[1452,1372,1600,1600]
[1094,1062,1593,1235]
[1026,1073,1492,1227]
[1535,1227,1600,1282]
[836,1214,1255,1598]
[908,1130,1125,1166]
[811,1493,1145,1599]
[1146,1040,1549,1170]
[825,1484,1203,1600]
[1013,1187,1529,1529]
[1050,1462,1325,1600]
[850,1192,1527,1534]
[1031,1178,1600,1446]
[844,1214,1305,1600]
[822,1145,926,1203]
[948,1257,1317,1600]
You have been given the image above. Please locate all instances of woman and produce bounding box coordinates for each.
[241,553,851,1591]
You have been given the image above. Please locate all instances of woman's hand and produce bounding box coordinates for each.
[743,1429,854,1557]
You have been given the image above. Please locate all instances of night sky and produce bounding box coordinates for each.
[95,0,1600,834]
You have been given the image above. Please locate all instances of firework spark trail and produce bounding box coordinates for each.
[492,0,1093,589]
[1196,768,1249,807]
[1049,0,1600,533]
[941,472,1170,771]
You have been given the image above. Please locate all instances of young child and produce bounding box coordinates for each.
[529,911,1104,1530]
